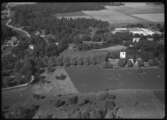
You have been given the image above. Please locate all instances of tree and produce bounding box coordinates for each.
[103,62,113,69]
[118,59,127,67]
[148,59,158,66]
[77,57,84,66]
[56,56,64,66]
[138,59,144,67]
[92,56,98,65]
[71,57,78,66]
[127,60,133,67]
[64,57,71,67]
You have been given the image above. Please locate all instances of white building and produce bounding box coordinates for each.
[29,44,34,50]
[129,28,155,36]
[120,51,126,59]
[132,37,140,43]
[55,42,59,46]
[128,58,134,64]
[147,38,154,41]
[112,28,128,34]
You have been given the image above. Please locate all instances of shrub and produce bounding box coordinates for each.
[103,62,113,69]
[127,60,133,67]
[47,66,55,73]
[56,74,66,80]
[118,59,127,67]
[3,104,39,119]
[138,60,144,67]
[148,59,158,66]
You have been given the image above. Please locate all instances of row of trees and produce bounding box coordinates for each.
[45,55,106,68]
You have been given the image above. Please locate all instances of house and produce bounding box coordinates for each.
[147,37,153,41]
[112,28,128,34]
[120,51,126,59]
[55,42,59,46]
[4,36,19,47]
[29,44,34,50]
[40,30,46,38]
[132,37,140,43]
[128,58,134,64]
[68,43,77,50]
[129,28,155,36]
[129,28,144,35]
[129,44,134,48]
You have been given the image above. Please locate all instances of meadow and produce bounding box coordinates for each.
[66,66,164,93]
[132,13,164,23]
[55,3,164,24]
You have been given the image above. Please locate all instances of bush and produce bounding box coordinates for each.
[103,62,113,69]
[127,60,133,67]
[138,60,144,67]
[47,66,55,73]
[148,59,158,66]
[56,74,66,80]
[3,104,39,119]
[118,59,127,67]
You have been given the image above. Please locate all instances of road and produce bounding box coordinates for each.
[6,3,31,38]
[2,3,34,91]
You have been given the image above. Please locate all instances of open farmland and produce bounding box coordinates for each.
[55,2,164,24]
[132,14,164,23]
[66,66,164,93]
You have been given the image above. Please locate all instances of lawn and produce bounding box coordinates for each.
[66,66,164,93]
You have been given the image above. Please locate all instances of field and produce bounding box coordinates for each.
[55,2,164,24]
[132,13,164,23]
[61,45,125,59]
[66,66,164,93]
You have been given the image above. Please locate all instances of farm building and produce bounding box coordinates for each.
[112,27,128,34]
[120,51,126,59]
[68,43,78,50]
[112,27,157,36]
[29,44,34,50]
[4,36,19,47]
[132,37,140,43]
[129,44,134,48]
[147,37,154,41]
[128,58,135,64]
[129,28,155,36]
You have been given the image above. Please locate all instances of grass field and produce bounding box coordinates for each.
[132,13,164,23]
[66,66,164,93]
[55,3,164,24]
